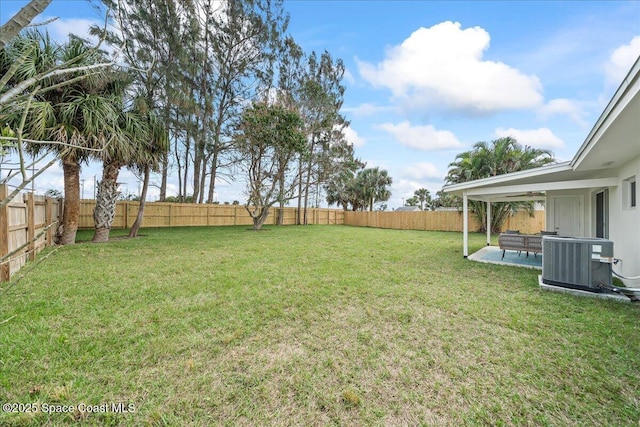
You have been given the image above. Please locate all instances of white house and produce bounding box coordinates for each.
[443,55,640,285]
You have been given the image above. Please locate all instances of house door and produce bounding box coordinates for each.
[595,190,609,238]
[553,196,582,237]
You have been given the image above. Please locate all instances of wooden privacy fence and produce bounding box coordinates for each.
[343,209,545,234]
[78,201,543,234]
[78,201,345,229]
[0,184,62,281]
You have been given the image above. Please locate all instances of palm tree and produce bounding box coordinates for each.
[90,84,169,241]
[2,31,121,244]
[414,188,431,210]
[433,189,459,209]
[326,175,356,211]
[325,159,364,211]
[127,97,168,238]
[91,99,150,242]
[405,196,418,207]
[445,137,555,232]
[356,167,392,212]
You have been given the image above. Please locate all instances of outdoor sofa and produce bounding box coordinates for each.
[498,230,557,259]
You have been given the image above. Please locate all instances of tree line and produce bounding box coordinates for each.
[1,0,394,240]
[2,1,552,241]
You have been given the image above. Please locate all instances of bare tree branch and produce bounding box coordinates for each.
[0,62,115,106]
[0,152,49,184]
[16,91,38,182]
[0,136,107,153]
[0,221,57,264]
[26,17,58,28]
[0,156,57,208]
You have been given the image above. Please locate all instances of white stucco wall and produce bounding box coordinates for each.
[608,156,640,284]
[544,156,640,285]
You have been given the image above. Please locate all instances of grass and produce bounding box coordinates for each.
[0,225,639,426]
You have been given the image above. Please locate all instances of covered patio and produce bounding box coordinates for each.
[468,245,542,269]
[442,161,619,258]
[442,57,639,265]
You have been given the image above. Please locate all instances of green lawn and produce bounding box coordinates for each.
[1,226,639,426]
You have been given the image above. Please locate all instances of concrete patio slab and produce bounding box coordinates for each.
[468,245,542,269]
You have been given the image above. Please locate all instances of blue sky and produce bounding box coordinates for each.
[2,0,640,207]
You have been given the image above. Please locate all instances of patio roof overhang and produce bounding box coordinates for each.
[442,161,619,203]
[442,169,619,257]
[440,55,639,258]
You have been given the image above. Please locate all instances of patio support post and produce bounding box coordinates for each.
[486,201,491,246]
[463,191,469,258]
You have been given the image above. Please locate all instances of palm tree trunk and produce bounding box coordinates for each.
[59,157,80,245]
[129,166,150,237]
[92,161,121,243]
[0,0,52,49]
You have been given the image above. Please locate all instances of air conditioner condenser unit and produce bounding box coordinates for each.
[542,236,613,292]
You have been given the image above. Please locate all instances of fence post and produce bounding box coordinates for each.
[118,201,124,229]
[0,185,10,281]
[57,198,63,230]
[27,193,35,261]
[45,196,53,246]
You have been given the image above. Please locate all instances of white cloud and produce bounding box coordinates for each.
[343,103,393,117]
[494,127,565,150]
[34,162,65,194]
[538,98,587,126]
[146,187,161,201]
[45,16,99,43]
[403,162,443,180]
[357,21,544,115]
[165,183,180,198]
[343,68,356,85]
[40,15,123,59]
[377,121,463,151]
[341,125,366,147]
[395,179,424,197]
[391,179,442,205]
[604,35,640,86]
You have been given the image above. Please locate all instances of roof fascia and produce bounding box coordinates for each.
[470,195,546,202]
[465,177,618,197]
[571,55,640,169]
[442,161,572,193]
